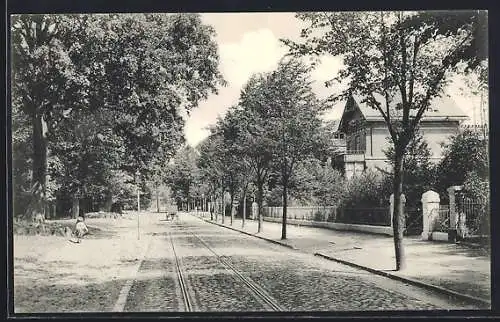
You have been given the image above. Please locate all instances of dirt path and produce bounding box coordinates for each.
[13,214,158,313]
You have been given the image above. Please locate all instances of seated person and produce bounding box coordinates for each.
[74,216,89,242]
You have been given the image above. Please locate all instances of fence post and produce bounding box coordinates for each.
[421,190,440,241]
[447,185,463,242]
[458,199,467,239]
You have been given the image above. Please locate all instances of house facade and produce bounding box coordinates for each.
[333,95,469,179]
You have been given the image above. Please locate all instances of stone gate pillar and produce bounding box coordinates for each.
[390,193,406,229]
[421,190,440,240]
[251,201,258,220]
[447,185,463,242]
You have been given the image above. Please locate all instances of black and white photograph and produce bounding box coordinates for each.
[8,8,491,316]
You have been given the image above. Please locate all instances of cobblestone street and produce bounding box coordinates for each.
[121,213,477,312]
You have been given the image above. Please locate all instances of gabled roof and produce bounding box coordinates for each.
[338,93,469,132]
[351,93,469,121]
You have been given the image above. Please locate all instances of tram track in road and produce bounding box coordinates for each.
[190,231,285,312]
[168,230,194,312]
[168,217,285,312]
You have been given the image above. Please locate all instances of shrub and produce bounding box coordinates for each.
[313,210,324,222]
[339,169,391,209]
[335,170,391,225]
[463,170,490,236]
[436,129,488,200]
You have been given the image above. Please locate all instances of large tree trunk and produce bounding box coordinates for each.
[257,181,264,233]
[29,113,48,220]
[281,183,288,240]
[104,191,113,212]
[72,195,80,219]
[392,149,406,271]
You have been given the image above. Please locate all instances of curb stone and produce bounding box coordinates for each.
[313,252,491,309]
[200,217,297,250]
[195,214,490,309]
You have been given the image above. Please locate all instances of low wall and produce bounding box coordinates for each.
[263,216,393,236]
[431,231,449,241]
[263,206,335,221]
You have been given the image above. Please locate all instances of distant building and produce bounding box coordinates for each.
[332,94,469,179]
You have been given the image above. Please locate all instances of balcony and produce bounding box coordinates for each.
[336,150,366,163]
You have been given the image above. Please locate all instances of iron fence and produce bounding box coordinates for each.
[338,207,390,226]
[433,205,450,233]
[263,206,337,222]
[263,206,390,226]
[460,196,489,237]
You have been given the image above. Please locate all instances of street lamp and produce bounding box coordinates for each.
[135,170,140,240]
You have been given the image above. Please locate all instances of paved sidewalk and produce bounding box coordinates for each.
[196,212,491,306]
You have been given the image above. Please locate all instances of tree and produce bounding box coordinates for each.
[82,13,225,180]
[11,13,226,220]
[384,130,435,207]
[197,129,226,222]
[238,75,276,233]
[166,146,199,211]
[258,58,325,240]
[285,10,486,270]
[47,106,127,217]
[11,14,92,219]
[291,158,345,207]
[436,129,488,197]
[12,98,33,218]
[219,109,247,225]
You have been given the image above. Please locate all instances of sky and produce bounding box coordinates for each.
[183,12,488,147]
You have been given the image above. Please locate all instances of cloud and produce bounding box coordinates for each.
[445,75,488,125]
[185,28,288,146]
[219,28,288,88]
[311,55,344,84]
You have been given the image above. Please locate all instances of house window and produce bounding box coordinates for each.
[334,132,345,140]
[354,135,360,152]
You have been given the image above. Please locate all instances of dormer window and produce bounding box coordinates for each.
[334,133,346,140]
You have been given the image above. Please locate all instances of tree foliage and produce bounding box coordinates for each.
[11,13,225,219]
[436,129,488,197]
[241,58,326,238]
[165,146,199,207]
[290,158,345,207]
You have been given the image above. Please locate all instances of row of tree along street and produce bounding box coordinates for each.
[12,11,487,271]
[12,14,225,219]
[166,11,488,271]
